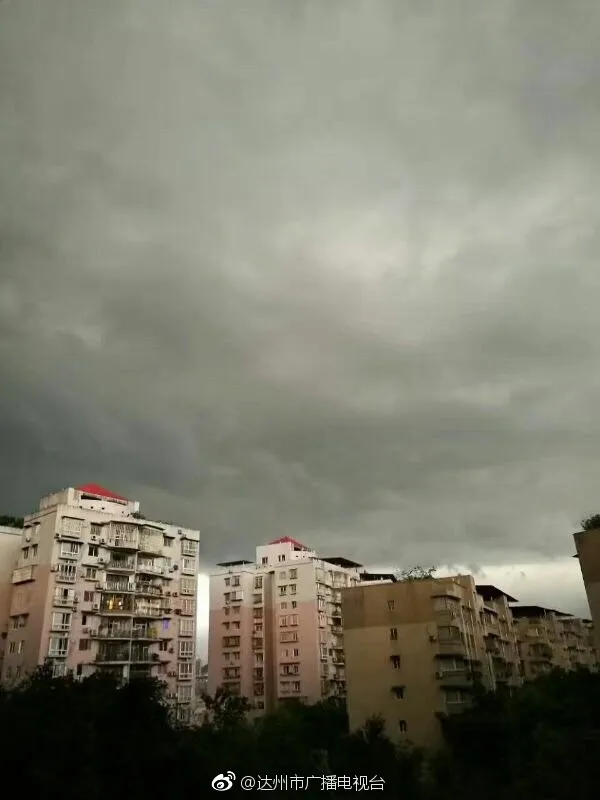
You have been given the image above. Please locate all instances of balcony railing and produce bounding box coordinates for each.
[437,640,466,656]
[133,606,172,617]
[138,538,163,556]
[51,623,71,632]
[96,650,130,663]
[56,570,77,584]
[106,560,136,571]
[101,582,134,593]
[53,592,77,607]
[134,583,163,597]
[93,626,160,639]
[136,563,163,575]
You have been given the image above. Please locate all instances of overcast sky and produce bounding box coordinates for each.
[2,1,600,629]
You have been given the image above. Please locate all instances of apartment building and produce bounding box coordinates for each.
[1,484,200,722]
[0,526,22,675]
[574,524,600,651]
[208,536,369,711]
[342,575,522,748]
[511,605,598,679]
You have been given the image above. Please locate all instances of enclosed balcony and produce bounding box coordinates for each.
[105,558,136,572]
[133,603,172,618]
[134,582,163,597]
[100,596,135,615]
[436,668,480,689]
[12,565,35,584]
[99,581,134,593]
[96,646,130,663]
[138,531,163,557]
[136,561,164,576]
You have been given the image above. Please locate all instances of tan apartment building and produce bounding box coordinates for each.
[208,537,386,711]
[574,525,600,652]
[342,575,522,748]
[1,484,200,723]
[511,605,598,680]
[0,526,23,676]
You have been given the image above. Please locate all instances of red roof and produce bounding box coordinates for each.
[77,484,128,502]
[268,536,309,550]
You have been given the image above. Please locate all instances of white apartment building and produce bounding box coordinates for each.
[208,536,384,712]
[1,484,200,722]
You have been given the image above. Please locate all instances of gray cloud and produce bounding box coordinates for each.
[1,1,600,616]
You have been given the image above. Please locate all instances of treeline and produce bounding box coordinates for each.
[0,666,598,798]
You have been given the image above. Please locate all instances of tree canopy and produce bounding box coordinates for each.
[0,514,24,528]
[0,663,598,798]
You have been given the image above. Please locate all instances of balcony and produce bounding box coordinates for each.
[134,583,163,597]
[331,624,343,634]
[56,569,77,584]
[12,566,35,584]
[106,560,136,572]
[530,644,553,662]
[136,562,164,576]
[138,537,163,556]
[100,581,134,593]
[96,649,130,663]
[92,625,160,640]
[437,640,466,656]
[50,622,72,633]
[105,536,139,551]
[436,669,479,688]
[53,592,77,608]
[133,605,172,618]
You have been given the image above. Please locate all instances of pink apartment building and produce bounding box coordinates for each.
[208,536,391,712]
[1,484,200,723]
[0,525,23,676]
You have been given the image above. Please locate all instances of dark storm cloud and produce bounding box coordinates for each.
[2,0,600,613]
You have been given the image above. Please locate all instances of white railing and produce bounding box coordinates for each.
[48,649,68,658]
[53,593,76,606]
[106,560,136,571]
[56,570,77,583]
[136,563,163,575]
[102,581,134,592]
[51,623,71,632]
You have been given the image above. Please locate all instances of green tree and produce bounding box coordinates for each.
[0,514,23,528]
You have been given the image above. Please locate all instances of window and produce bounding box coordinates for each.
[61,517,83,535]
[224,592,231,603]
[280,631,299,643]
[181,540,196,557]
[291,601,297,609]
[279,571,287,579]
[60,542,81,559]
[178,662,193,679]
[84,591,94,602]
[181,557,196,575]
[79,639,90,651]
[231,576,240,587]
[390,627,398,641]
[278,554,285,562]
[280,602,287,610]
[31,544,38,558]
[84,567,97,580]
[22,547,29,560]
[176,706,191,723]
[223,636,240,648]
[8,641,16,653]
[387,600,395,610]
[398,720,408,733]
[10,617,18,630]
[437,625,461,642]
[253,608,263,619]
[177,685,193,703]
[179,618,194,636]
[180,577,196,595]
[390,655,401,669]
[224,578,231,586]
[280,616,288,627]
[391,685,405,699]
[51,611,71,632]
[261,557,268,565]
[445,690,467,704]
[88,545,99,558]
[163,535,172,548]
[90,524,102,537]
[57,564,77,582]
[48,636,69,657]
[289,584,297,594]
[289,568,298,579]
[279,586,287,596]
[254,576,263,589]
[179,640,194,658]
[253,623,263,633]
[290,614,298,626]
[292,681,301,692]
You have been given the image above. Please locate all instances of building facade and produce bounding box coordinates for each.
[512,605,598,679]
[1,484,200,722]
[208,536,369,711]
[0,525,23,676]
[574,525,600,652]
[343,575,598,748]
[342,575,523,748]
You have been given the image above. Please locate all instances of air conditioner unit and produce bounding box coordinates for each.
[82,627,90,635]
[92,604,99,611]
[51,566,58,572]
[95,582,103,589]
[175,610,181,615]
[173,565,179,571]
[100,538,106,544]
[168,647,174,654]
[90,535,97,542]
[172,592,178,598]
[25,533,31,542]
[97,558,106,565]
[165,591,171,597]
[429,635,437,642]
[168,671,176,677]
